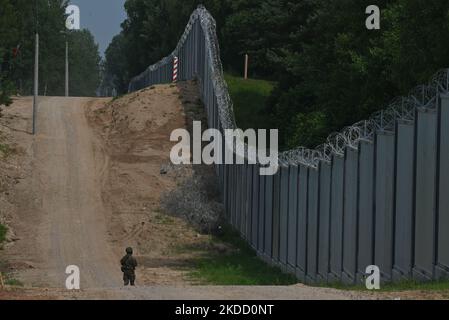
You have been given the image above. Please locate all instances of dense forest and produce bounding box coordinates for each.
[103,0,449,150]
[0,0,101,107]
[3,0,448,150]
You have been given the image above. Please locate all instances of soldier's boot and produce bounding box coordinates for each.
[123,274,130,286]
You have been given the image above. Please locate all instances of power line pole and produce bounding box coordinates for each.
[65,40,69,97]
[32,33,39,135]
[32,0,39,135]
[244,54,249,80]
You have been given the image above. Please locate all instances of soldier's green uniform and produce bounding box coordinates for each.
[121,247,138,286]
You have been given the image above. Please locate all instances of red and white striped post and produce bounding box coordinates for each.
[173,56,179,83]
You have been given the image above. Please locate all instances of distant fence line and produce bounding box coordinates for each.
[129,5,449,284]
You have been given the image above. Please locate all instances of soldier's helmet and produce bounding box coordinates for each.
[126,247,133,254]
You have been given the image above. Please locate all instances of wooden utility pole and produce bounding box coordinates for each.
[65,40,69,97]
[32,32,39,135]
[32,0,39,135]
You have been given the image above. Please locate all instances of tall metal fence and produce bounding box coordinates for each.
[129,6,449,284]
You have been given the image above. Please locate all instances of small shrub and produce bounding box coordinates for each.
[5,278,23,287]
[0,143,13,158]
[0,223,7,245]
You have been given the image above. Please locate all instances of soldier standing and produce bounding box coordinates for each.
[121,247,138,286]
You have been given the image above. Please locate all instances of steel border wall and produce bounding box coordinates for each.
[129,6,449,284]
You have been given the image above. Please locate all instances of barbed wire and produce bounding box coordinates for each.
[128,6,449,169]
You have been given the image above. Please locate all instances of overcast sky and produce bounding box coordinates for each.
[69,0,127,57]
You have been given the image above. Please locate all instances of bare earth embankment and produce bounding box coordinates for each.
[0,84,446,300]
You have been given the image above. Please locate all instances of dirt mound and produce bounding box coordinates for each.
[0,97,34,270]
[86,82,209,285]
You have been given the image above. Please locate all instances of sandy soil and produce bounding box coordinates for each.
[85,83,209,286]
[1,96,121,291]
[0,85,447,300]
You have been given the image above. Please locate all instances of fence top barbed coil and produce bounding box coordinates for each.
[128,6,449,169]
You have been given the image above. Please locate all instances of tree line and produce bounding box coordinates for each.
[0,0,101,107]
[105,0,449,150]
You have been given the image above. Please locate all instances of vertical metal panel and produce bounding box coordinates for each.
[393,121,415,279]
[272,170,281,262]
[437,95,449,276]
[414,109,437,280]
[306,168,319,282]
[279,166,290,265]
[374,131,395,281]
[258,174,266,253]
[236,165,242,231]
[226,165,230,222]
[233,164,239,228]
[357,141,375,279]
[342,147,359,283]
[223,164,229,219]
[233,165,238,228]
[230,165,236,227]
[246,163,253,242]
[329,155,344,280]
[240,164,247,236]
[264,175,273,258]
[287,165,299,268]
[317,162,331,282]
[296,165,308,279]
[251,165,260,249]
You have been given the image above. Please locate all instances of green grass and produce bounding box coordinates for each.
[0,143,13,158]
[184,225,297,285]
[381,280,449,292]
[317,279,449,293]
[111,93,125,102]
[4,278,24,287]
[0,223,7,247]
[224,74,275,130]
[154,213,175,225]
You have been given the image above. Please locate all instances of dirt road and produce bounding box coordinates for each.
[15,97,120,291]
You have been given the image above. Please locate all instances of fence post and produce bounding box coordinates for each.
[173,56,178,82]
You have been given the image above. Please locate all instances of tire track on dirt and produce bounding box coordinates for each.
[25,97,123,293]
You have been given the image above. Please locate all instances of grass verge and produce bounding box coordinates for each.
[318,279,449,293]
[181,225,297,285]
[224,74,275,130]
